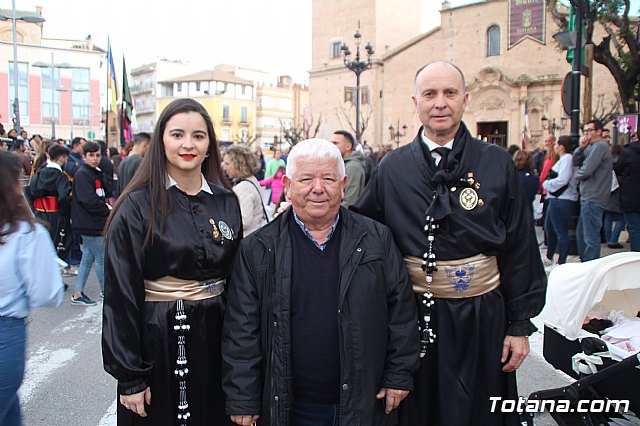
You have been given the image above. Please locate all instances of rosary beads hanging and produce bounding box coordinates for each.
[419,211,438,358]
[174,300,191,425]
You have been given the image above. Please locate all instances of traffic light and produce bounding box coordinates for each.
[566,4,585,66]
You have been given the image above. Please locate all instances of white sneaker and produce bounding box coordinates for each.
[61,267,78,277]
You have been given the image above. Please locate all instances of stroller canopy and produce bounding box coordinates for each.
[536,252,640,341]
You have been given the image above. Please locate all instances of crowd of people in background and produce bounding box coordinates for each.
[2,116,638,288]
[508,120,640,273]
[1,55,639,426]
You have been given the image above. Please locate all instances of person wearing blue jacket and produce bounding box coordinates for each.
[0,151,64,426]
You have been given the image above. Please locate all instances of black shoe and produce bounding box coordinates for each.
[71,292,97,306]
[607,243,623,249]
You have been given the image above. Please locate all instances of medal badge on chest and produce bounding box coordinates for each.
[455,172,485,211]
[209,219,220,239]
[459,188,478,210]
[218,220,234,241]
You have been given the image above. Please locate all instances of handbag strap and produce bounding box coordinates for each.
[241,179,269,223]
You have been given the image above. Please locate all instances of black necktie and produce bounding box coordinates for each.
[432,147,450,170]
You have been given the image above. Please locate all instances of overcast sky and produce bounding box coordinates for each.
[10,0,481,81]
[10,0,637,81]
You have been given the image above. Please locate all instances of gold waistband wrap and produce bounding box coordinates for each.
[405,254,500,298]
[144,276,225,302]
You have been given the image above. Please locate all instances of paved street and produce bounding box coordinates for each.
[18,226,634,425]
[20,274,115,426]
[18,269,575,426]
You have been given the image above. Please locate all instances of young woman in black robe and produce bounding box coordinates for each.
[102,98,242,425]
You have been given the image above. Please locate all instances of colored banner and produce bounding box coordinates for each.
[616,114,638,135]
[108,44,118,113]
[509,0,546,48]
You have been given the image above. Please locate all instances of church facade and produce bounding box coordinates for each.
[309,0,619,149]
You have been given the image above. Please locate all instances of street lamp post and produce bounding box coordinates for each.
[33,53,72,139]
[0,1,45,132]
[541,115,568,136]
[341,26,374,144]
[55,85,88,140]
[389,119,408,149]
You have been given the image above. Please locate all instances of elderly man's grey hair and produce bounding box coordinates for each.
[286,138,346,179]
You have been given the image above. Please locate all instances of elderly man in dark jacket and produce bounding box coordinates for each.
[614,134,640,251]
[222,138,419,426]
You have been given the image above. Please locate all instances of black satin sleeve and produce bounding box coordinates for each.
[353,132,547,336]
[102,185,243,395]
[102,193,151,395]
[497,161,547,336]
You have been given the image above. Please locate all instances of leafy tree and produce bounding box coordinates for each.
[548,0,640,113]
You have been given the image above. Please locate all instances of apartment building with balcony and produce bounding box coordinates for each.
[130,59,198,133]
[131,62,307,148]
[256,76,295,148]
[157,70,255,144]
[254,76,311,149]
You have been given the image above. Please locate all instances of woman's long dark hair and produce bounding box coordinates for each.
[0,151,35,244]
[106,98,228,246]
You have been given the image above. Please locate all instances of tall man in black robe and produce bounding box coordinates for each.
[352,61,547,425]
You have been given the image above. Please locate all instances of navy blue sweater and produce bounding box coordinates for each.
[289,217,341,404]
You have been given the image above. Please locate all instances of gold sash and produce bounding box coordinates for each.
[144,276,225,302]
[405,254,500,298]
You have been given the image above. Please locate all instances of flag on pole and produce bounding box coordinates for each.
[107,43,119,114]
[122,57,133,123]
[120,57,134,144]
[521,101,530,149]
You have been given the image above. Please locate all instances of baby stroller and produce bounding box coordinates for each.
[532,252,640,426]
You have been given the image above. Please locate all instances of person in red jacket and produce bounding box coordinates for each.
[538,134,559,246]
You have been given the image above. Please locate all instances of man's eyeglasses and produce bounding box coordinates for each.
[584,128,596,133]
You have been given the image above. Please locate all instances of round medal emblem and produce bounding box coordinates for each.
[459,188,479,211]
[218,221,233,240]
